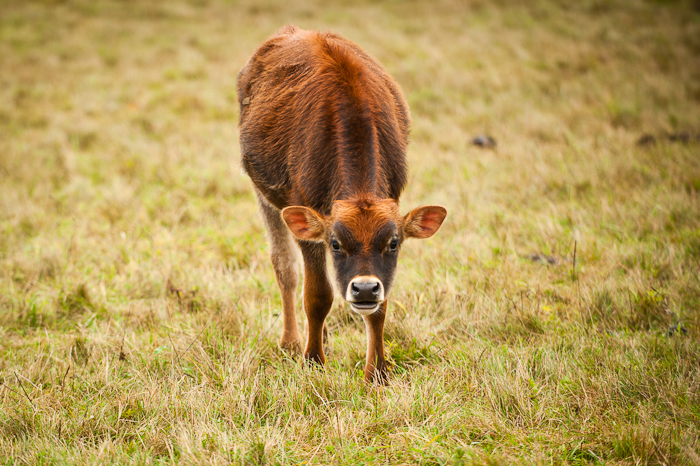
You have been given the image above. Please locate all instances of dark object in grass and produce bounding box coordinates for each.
[669,131,694,143]
[525,253,565,265]
[637,134,656,146]
[472,134,497,149]
[667,323,688,337]
[637,131,700,146]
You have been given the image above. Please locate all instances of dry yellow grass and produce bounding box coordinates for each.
[1,0,700,464]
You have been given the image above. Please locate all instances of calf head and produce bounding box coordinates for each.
[282,197,447,315]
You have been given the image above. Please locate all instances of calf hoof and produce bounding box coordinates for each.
[364,362,389,384]
[304,351,325,367]
[279,333,302,354]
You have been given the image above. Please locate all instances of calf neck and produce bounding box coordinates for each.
[238,25,447,382]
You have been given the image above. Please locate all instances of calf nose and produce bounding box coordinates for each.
[351,278,381,302]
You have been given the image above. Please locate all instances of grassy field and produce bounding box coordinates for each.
[1,0,700,463]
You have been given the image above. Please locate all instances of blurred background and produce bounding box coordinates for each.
[2,0,698,308]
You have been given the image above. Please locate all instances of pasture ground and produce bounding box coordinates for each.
[1,0,700,464]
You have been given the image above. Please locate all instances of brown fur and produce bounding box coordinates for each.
[238,25,410,214]
[330,197,401,251]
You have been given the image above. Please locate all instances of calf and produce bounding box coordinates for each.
[238,25,447,382]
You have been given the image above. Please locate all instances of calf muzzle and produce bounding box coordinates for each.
[346,276,384,315]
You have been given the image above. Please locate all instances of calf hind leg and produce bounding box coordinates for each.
[256,192,302,352]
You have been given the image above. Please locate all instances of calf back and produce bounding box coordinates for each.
[238,25,410,214]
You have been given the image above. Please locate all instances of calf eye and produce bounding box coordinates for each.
[389,239,399,251]
[331,239,341,252]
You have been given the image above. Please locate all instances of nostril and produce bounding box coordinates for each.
[372,283,380,295]
[351,283,360,295]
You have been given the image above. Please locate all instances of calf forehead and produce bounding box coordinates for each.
[331,198,400,244]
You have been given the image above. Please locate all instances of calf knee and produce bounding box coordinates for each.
[304,281,333,316]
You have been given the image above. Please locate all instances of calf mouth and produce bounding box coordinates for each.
[349,300,382,315]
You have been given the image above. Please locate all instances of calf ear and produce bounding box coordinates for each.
[403,205,447,239]
[281,206,327,241]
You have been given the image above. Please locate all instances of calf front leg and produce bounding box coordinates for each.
[299,241,334,365]
[363,302,388,383]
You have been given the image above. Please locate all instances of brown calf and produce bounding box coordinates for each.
[238,25,447,382]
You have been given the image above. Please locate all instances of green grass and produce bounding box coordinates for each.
[1,0,700,464]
